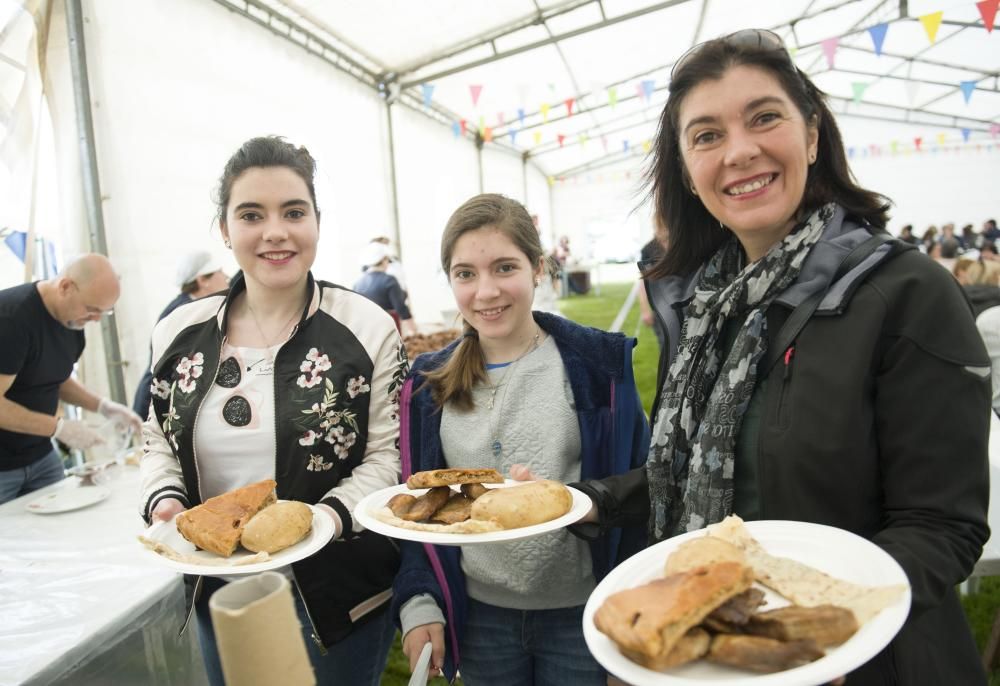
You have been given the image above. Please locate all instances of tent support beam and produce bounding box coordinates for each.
[399,0,694,88]
[65,0,127,403]
[385,103,402,258]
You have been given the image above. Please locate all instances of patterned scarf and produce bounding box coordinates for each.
[647,203,835,541]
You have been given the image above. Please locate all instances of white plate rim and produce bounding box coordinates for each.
[582,520,912,686]
[141,501,334,575]
[353,480,591,545]
[25,483,111,514]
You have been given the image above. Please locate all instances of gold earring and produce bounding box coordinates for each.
[224,239,231,248]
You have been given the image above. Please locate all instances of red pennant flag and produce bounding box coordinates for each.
[469,85,483,106]
[557,134,566,147]
[565,98,575,116]
[914,137,923,151]
[496,112,505,127]
[459,119,468,135]
[978,0,999,32]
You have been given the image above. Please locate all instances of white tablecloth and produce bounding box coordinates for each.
[0,466,206,685]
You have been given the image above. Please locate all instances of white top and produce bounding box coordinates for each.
[977,305,1000,414]
[194,342,278,499]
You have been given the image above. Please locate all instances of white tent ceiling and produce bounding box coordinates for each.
[222,0,1000,178]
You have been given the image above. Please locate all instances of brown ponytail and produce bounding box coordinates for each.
[421,193,545,411]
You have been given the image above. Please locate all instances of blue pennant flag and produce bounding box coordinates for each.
[517,108,526,126]
[868,23,888,56]
[960,80,977,104]
[451,121,461,138]
[962,128,971,142]
[4,231,26,262]
[421,84,435,107]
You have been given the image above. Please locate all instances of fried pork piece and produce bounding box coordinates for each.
[624,627,711,670]
[707,634,824,673]
[400,486,451,521]
[745,604,859,647]
[387,493,417,517]
[460,483,489,500]
[430,494,473,524]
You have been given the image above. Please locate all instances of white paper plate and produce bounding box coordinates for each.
[583,520,911,686]
[25,484,111,514]
[353,480,591,545]
[141,502,334,575]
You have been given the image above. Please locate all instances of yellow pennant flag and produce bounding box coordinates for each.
[547,176,555,187]
[936,133,946,146]
[540,103,550,122]
[642,140,652,153]
[533,131,542,145]
[919,11,943,43]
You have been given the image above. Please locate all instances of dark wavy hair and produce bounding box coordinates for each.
[214,136,320,225]
[646,35,890,278]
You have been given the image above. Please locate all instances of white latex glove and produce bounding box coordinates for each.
[98,397,143,434]
[52,418,104,450]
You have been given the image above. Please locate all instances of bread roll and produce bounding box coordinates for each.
[469,480,572,529]
[665,536,746,575]
[241,501,313,553]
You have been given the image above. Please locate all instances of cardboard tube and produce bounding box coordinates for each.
[209,572,316,686]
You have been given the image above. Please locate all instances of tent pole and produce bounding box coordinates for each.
[385,102,402,258]
[521,152,529,205]
[65,0,127,404]
[476,133,484,194]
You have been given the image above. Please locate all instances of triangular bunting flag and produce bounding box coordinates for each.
[579,134,588,147]
[905,80,920,105]
[557,134,566,147]
[960,80,977,104]
[540,103,550,122]
[533,131,543,145]
[518,108,526,126]
[642,140,652,153]
[851,82,868,103]
[623,140,630,153]
[601,136,608,151]
[641,79,655,102]
[510,130,518,145]
[961,128,971,142]
[847,147,855,159]
[820,37,839,68]
[565,98,575,117]
[497,112,505,127]
[608,87,618,108]
[483,127,493,143]
[421,84,435,107]
[890,140,898,154]
[460,119,468,135]
[469,84,483,106]
[919,12,943,43]
[478,116,485,134]
[978,0,998,32]
[936,133,947,146]
[868,23,889,56]
[451,121,461,138]
[547,176,555,187]
[635,83,645,101]
[914,136,923,151]
[990,124,1000,138]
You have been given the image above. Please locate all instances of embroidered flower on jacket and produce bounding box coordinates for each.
[347,376,370,398]
[307,454,333,472]
[150,378,171,399]
[175,353,204,394]
[297,348,332,388]
[299,429,320,446]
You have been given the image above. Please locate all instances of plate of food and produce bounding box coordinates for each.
[138,479,334,575]
[583,516,910,686]
[25,482,111,514]
[353,468,592,545]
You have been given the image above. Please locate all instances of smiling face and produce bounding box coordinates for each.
[678,64,818,262]
[448,226,544,359]
[220,166,318,294]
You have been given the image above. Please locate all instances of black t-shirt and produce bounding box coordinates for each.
[0,283,85,469]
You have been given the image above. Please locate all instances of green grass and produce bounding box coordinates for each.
[383,282,999,682]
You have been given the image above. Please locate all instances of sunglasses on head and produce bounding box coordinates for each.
[671,29,788,82]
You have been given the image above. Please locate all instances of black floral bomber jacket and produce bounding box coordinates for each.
[138,271,408,647]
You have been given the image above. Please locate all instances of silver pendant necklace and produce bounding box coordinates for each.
[245,300,302,369]
[486,328,541,458]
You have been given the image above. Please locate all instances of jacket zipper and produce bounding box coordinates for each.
[292,572,328,655]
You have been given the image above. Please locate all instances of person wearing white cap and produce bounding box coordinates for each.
[353,241,417,337]
[131,251,228,417]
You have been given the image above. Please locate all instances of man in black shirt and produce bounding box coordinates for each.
[638,217,669,352]
[0,253,142,504]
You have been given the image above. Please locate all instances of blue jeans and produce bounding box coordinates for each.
[195,576,396,686]
[0,447,65,505]
[459,598,605,686]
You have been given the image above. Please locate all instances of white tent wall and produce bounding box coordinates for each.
[523,164,554,250]
[390,104,479,328]
[65,0,396,400]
